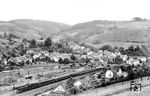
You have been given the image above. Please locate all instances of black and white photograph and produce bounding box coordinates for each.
[0,0,150,96]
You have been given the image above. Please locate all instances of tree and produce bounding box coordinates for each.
[80,58,90,63]
[70,55,76,60]
[119,47,125,54]
[22,38,27,43]
[44,37,52,48]
[30,39,36,48]
[64,58,70,64]
[9,33,19,39]
[114,46,119,51]
[3,32,8,38]
[101,77,106,87]
[69,87,79,95]
[132,17,144,21]
[4,77,17,85]
[100,45,114,52]
[125,45,145,56]
[126,65,136,80]
[134,45,140,52]
[126,45,134,56]
[0,64,4,72]
[128,45,134,52]
[114,56,123,64]
[19,44,27,56]
[56,43,63,48]
[8,37,13,45]
[66,77,76,89]
[58,57,63,64]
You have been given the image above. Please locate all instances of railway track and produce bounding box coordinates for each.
[14,67,106,94]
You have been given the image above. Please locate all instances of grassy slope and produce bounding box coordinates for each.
[54,20,150,44]
[0,19,71,39]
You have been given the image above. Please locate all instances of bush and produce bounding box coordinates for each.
[58,58,63,64]
[69,87,79,95]
[114,56,123,64]
[66,78,76,89]
[100,45,114,52]
[124,45,145,56]
[44,37,52,48]
[132,17,144,21]
[30,39,36,48]
[70,55,76,60]
[64,58,70,64]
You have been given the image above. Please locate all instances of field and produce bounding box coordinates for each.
[77,77,150,96]
[115,85,150,96]
[0,63,66,96]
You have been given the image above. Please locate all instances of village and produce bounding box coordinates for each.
[0,37,150,96]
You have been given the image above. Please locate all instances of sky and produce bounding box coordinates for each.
[0,0,150,25]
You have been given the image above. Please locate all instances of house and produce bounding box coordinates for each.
[126,56,146,65]
[37,39,45,45]
[38,91,51,96]
[126,59,140,66]
[49,53,59,62]
[99,59,104,63]
[101,56,109,66]
[44,52,49,57]
[120,55,128,61]
[122,72,128,78]
[53,85,66,93]
[51,52,71,62]
[138,56,147,62]
[81,55,87,59]
[74,80,83,88]
[26,50,35,54]
[24,54,33,63]
[2,58,7,65]
[68,42,81,50]
[8,57,18,64]
[129,56,147,62]
[53,57,59,62]
[0,54,3,61]
[105,70,114,79]
[33,53,41,59]
[22,41,30,48]
[39,55,46,60]
[18,56,28,62]
[87,51,93,56]
[147,57,150,61]
[103,50,116,59]
[103,50,112,56]
[73,49,87,55]
[75,67,85,72]
[116,68,123,77]
[114,51,121,56]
